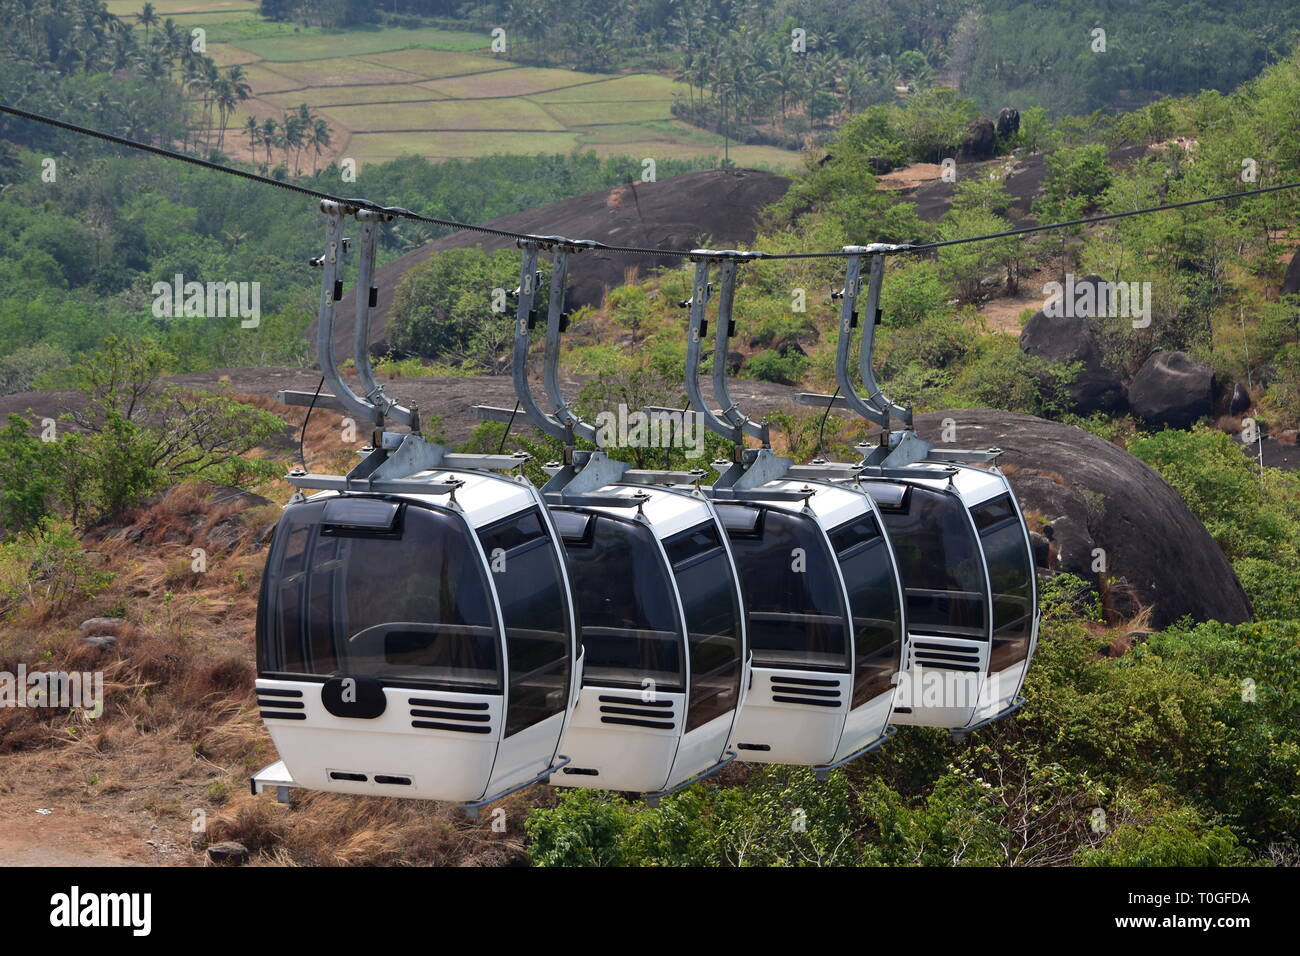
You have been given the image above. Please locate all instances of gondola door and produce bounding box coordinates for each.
[868,481,992,728]
[826,506,905,763]
[661,519,747,786]
[967,483,1038,725]
[476,505,578,796]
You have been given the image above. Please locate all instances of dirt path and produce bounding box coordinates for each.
[0,802,187,867]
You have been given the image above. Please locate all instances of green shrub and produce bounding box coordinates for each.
[0,520,112,617]
[1233,558,1300,621]
[744,348,808,385]
[1077,797,1249,866]
[1039,572,1104,623]
[1129,426,1300,569]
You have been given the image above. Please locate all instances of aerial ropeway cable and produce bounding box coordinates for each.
[3,103,1298,261]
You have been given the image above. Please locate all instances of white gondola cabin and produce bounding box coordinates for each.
[797,246,1040,734]
[666,251,905,771]
[256,475,578,803]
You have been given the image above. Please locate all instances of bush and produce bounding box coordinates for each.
[388,248,527,370]
[524,789,632,866]
[1077,798,1249,866]
[1233,558,1300,621]
[942,336,1079,417]
[1039,572,1104,623]
[744,348,808,385]
[1129,426,1300,569]
[0,339,284,529]
[0,520,112,617]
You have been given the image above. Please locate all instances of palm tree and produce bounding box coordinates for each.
[161,18,184,74]
[282,110,306,174]
[138,2,158,41]
[227,65,252,104]
[310,117,331,174]
[244,116,260,161]
[260,117,278,166]
[213,76,237,148]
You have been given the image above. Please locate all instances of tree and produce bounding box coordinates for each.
[138,2,158,41]
[310,117,331,173]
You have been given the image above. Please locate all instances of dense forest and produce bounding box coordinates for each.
[260,0,1300,117]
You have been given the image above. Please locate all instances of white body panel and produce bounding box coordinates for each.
[558,686,686,792]
[732,667,849,765]
[258,679,502,802]
[891,634,987,727]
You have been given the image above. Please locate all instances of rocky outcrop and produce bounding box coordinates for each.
[996,108,1020,140]
[1019,275,1127,414]
[914,409,1252,628]
[957,119,997,162]
[1282,248,1300,296]
[1127,350,1215,428]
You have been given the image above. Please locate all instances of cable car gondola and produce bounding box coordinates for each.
[657,251,905,771]
[796,246,1039,733]
[252,203,580,807]
[471,237,749,800]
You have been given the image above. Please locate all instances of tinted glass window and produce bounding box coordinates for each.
[665,522,743,731]
[479,509,572,736]
[875,485,987,639]
[830,513,903,707]
[558,511,684,691]
[972,495,1034,671]
[257,499,501,690]
[717,504,849,670]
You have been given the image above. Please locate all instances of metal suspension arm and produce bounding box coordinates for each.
[351,207,416,428]
[711,253,769,444]
[314,201,388,426]
[681,254,743,444]
[540,243,596,444]
[858,251,912,427]
[794,247,888,428]
[474,240,571,441]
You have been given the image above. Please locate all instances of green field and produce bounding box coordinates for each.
[422,67,609,98]
[261,85,448,109]
[260,56,424,87]
[323,99,566,132]
[346,130,584,162]
[165,4,802,172]
[105,0,258,15]
[237,26,490,61]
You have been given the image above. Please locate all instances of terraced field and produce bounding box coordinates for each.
[115,2,802,171]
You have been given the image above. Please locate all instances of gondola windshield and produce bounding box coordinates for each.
[716,504,849,670]
[663,522,744,730]
[476,509,572,736]
[867,484,986,638]
[971,494,1035,669]
[553,510,684,691]
[828,514,903,706]
[257,498,500,690]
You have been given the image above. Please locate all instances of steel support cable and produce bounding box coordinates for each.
[4,102,1300,259]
